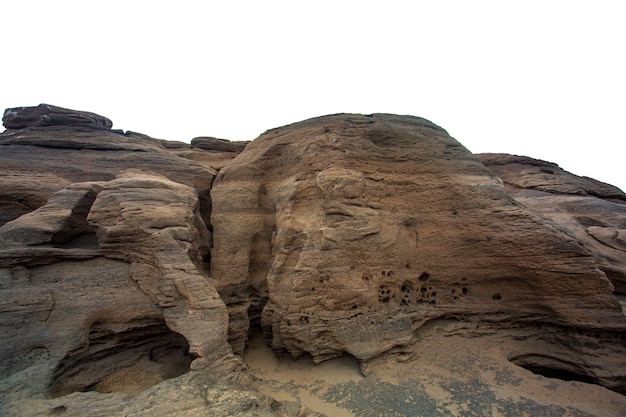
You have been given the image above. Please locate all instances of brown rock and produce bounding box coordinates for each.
[2,106,626,415]
[0,170,247,402]
[478,153,626,295]
[477,153,626,200]
[0,170,70,227]
[3,104,113,129]
[0,125,168,152]
[87,170,241,372]
[191,136,249,153]
[0,124,218,225]
[0,182,102,246]
[211,113,626,391]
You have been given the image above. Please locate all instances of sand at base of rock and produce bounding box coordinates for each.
[243,331,626,417]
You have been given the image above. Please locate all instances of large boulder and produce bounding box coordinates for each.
[191,136,249,153]
[211,113,626,391]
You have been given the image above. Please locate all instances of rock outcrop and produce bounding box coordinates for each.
[3,104,113,130]
[1,105,625,416]
[211,113,626,391]
[478,153,626,296]
[191,136,250,153]
[0,105,253,414]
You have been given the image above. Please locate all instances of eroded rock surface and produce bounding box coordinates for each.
[211,113,626,393]
[0,170,247,400]
[478,153,626,296]
[0,105,260,415]
[1,106,625,416]
[191,136,250,153]
[3,104,113,130]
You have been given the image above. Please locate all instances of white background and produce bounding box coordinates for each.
[2,1,624,191]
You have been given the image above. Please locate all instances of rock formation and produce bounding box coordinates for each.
[0,105,253,414]
[211,114,626,392]
[2,104,113,130]
[1,105,625,416]
[478,153,626,297]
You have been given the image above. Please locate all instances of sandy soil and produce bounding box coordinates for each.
[243,330,626,417]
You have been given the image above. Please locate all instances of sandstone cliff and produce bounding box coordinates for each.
[211,113,626,389]
[1,105,625,416]
[478,153,626,297]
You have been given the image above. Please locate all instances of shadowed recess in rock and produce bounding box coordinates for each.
[48,321,192,397]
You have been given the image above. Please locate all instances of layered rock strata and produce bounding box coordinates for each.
[211,113,626,392]
[3,103,113,130]
[0,105,248,402]
[478,153,626,296]
[1,105,625,416]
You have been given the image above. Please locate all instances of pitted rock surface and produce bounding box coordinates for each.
[211,113,626,388]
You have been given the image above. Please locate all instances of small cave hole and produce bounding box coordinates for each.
[492,293,502,301]
[378,287,392,303]
[52,233,100,250]
[419,272,430,282]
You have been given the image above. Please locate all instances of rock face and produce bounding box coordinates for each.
[478,153,626,298]
[1,106,625,416]
[211,113,626,390]
[3,103,113,129]
[191,136,250,153]
[0,105,251,411]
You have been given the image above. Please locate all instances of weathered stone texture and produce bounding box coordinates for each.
[1,107,625,415]
[0,107,250,412]
[211,113,626,388]
[478,153,626,295]
[3,103,113,130]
